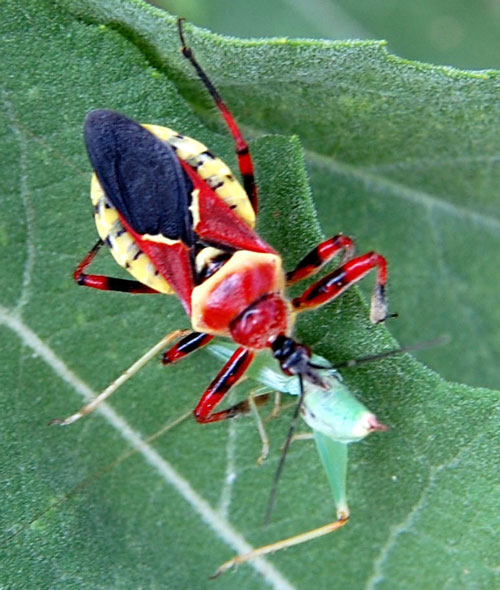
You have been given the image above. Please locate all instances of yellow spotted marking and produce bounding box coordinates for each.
[144,124,255,228]
[189,188,200,228]
[195,246,226,275]
[91,175,174,294]
[90,122,255,296]
[141,233,180,246]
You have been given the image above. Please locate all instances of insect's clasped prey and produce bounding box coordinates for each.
[53,18,392,575]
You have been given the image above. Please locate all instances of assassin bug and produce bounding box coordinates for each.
[53,19,389,427]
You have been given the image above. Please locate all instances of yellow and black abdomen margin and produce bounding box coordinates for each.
[87,110,254,295]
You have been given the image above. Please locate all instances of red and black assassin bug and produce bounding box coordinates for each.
[56,20,389,426]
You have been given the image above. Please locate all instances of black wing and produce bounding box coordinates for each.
[84,109,194,246]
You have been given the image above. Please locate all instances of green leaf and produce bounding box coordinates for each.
[1,2,498,590]
[155,0,500,70]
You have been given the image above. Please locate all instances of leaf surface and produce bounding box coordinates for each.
[1,2,498,590]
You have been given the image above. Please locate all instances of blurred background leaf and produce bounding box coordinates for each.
[152,0,500,69]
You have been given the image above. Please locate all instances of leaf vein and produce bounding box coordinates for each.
[0,305,297,590]
[2,90,36,313]
[308,150,500,231]
[365,427,494,590]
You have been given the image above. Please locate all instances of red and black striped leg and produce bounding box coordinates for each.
[162,331,214,364]
[292,251,388,324]
[178,19,258,214]
[74,239,160,294]
[286,234,355,285]
[194,347,255,423]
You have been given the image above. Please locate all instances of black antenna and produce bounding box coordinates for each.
[264,373,305,526]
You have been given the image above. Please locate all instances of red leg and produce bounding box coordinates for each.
[74,240,160,294]
[292,252,388,324]
[178,19,258,214]
[194,347,255,423]
[162,331,214,364]
[286,234,355,285]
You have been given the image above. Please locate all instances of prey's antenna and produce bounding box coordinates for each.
[264,373,305,526]
[333,336,450,370]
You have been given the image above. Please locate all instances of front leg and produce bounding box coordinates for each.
[194,347,255,423]
[162,331,214,364]
[286,234,355,285]
[292,251,388,324]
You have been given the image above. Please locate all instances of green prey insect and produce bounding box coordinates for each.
[205,340,387,577]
